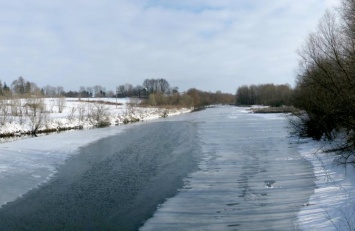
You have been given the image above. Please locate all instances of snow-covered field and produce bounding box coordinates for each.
[0,97,192,137]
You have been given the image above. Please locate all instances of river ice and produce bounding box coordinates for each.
[141,107,314,230]
[141,107,355,230]
[0,125,127,207]
[0,106,354,230]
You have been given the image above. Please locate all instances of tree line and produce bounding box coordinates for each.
[291,0,355,164]
[143,88,235,108]
[0,76,235,109]
[235,84,294,107]
[0,77,175,99]
[0,77,38,97]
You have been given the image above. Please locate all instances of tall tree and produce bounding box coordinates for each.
[143,78,170,94]
[93,85,105,97]
[25,81,31,94]
[11,76,26,95]
[3,82,11,96]
[293,0,355,163]
[158,78,170,93]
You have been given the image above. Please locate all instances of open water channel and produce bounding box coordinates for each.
[0,106,315,230]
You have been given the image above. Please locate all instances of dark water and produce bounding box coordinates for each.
[0,106,315,230]
[0,121,200,231]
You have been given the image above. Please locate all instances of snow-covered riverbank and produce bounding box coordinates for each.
[296,138,355,230]
[0,97,192,138]
[251,109,355,230]
[1,104,354,229]
[0,99,192,208]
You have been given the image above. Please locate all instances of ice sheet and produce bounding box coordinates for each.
[0,125,127,207]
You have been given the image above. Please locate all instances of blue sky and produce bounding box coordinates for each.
[0,0,340,93]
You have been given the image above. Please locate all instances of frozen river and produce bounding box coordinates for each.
[0,106,315,230]
[141,107,315,230]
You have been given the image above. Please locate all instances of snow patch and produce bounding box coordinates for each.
[0,98,192,207]
[0,97,192,136]
[297,138,355,230]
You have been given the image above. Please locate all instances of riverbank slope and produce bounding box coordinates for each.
[0,97,192,138]
[297,138,355,230]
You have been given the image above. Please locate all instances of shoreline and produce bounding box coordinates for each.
[0,97,193,142]
[2,104,353,229]
[0,109,191,208]
[0,120,200,231]
[296,138,355,230]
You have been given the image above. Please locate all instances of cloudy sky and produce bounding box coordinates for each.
[0,0,340,93]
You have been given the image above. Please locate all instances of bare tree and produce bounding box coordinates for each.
[24,97,47,135]
[87,102,111,127]
[28,110,48,136]
[0,98,9,125]
[93,85,105,97]
[56,86,64,96]
[10,98,21,116]
[43,85,57,97]
[86,87,93,97]
[77,103,86,122]
[143,78,171,94]
[293,1,355,164]
[67,107,76,122]
[25,97,44,117]
[117,85,126,97]
[158,78,170,93]
[124,83,133,96]
[11,76,26,95]
[56,97,66,113]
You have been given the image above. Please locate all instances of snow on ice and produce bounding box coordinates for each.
[0,98,191,208]
[1,103,355,230]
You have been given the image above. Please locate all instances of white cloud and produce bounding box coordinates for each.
[0,0,342,93]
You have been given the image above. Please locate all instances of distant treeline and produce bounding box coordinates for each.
[0,77,176,99]
[0,76,235,108]
[142,88,235,108]
[235,84,293,107]
[186,88,235,108]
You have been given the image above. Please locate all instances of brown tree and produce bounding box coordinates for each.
[293,0,355,164]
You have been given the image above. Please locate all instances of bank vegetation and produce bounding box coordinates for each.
[291,0,355,165]
[142,88,235,109]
